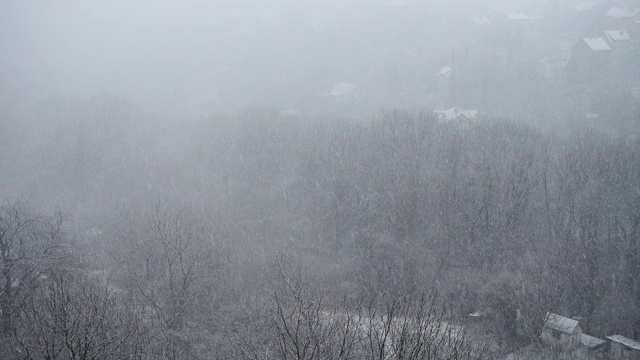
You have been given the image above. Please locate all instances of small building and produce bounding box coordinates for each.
[605,7,640,30]
[582,37,612,51]
[567,37,612,84]
[326,82,357,98]
[604,30,633,50]
[436,67,452,78]
[503,11,540,21]
[606,335,640,360]
[581,333,606,350]
[541,312,582,351]
[320,82,361,117]
[604,30,631,43]
[433,107,478,123]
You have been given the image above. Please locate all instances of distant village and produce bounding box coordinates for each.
[424,0,640,130]
[301,0,640,133]
[466,310,640,359]
[47,0,638,129]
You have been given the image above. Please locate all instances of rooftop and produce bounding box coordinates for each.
[583,37,611,51]
[543,312,580,334]
[436,67,452,78]
[581,334,606,348]
[327,82,357,97]
[604,30,631,42]
[504,11,539,20]
[606,335,640,350]
[434,107,478,122]
[605,7,640,19]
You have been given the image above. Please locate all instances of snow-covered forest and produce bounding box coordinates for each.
[1,0,639,359]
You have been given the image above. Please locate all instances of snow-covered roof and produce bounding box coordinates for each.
[543,313,579,334]
[433,107,478,122]
[504,11,539,20]
[604,30,631,42]
[575,2,599,12]
[436,67,452,78]
[605,7,640,18]
[606,335,640,350]
[328,82,357,97]
[469,311,485,317]
[581,334,606,348]
[471,16,490,25]
[583,37,611,51]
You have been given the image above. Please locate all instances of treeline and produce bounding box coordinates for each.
[0,96,639,358]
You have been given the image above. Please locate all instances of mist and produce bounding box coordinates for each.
[0,0,639,359]
[2,0,554,115]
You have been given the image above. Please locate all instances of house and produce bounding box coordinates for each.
[580,333,606,350]
[436,67,452,78]
[582,37,612,51]
[326,82,357,98]
[503,11,540,21]
[320,82,360,116]
[567,37,612,83]
[605,30,631,42]
[604,30,632,48]
[433,107,478,123]
[605,7,640,30]
[541,312,582,350]
[606,335,640,360]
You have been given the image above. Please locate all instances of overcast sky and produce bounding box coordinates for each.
[0,0,560,115]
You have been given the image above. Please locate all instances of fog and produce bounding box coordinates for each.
[0,0,639,359]
[3,0,552,116]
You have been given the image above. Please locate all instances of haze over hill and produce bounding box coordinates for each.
[2,0,555,117]
[0,1,640,359]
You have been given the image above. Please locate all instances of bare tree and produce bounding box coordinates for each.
[361,290,484,360]
[12,270,147,360]
[114,203,221,359]
[0,198,69,335]
[271,279,362,360]
[264,261,484,360]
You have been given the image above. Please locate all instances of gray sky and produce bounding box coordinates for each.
[0,0,551,115]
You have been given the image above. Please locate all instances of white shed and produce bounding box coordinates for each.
[606,335,640,360]
[541,312,582,351]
